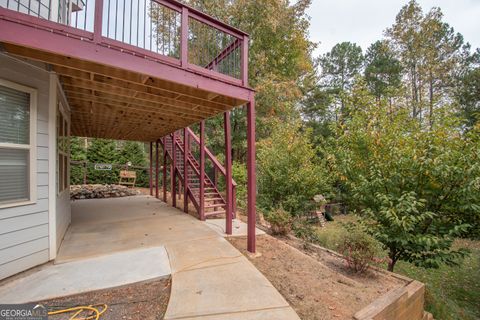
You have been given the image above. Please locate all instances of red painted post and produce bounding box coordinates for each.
[232,186,237,218]
[247,99,256,253]
[183,128,189,213]
[93,0,103,43]
[172,133,177,207]
[163,137,167,202]
[224,111,233,235]
[241,35,249,87]
[199,121,205,220]
[149,141,153,196]
[180,7,189,68]
[155,139,159,198]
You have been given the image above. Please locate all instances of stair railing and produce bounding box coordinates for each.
[160,127,237,217]
[185,127,237,216]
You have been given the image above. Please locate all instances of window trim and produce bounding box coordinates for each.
[0,79,37,209]
[56,97,70,195]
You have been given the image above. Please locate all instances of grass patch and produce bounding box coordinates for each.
[395,239,480,320]
[311,214,358,251]
[311,215,480,320]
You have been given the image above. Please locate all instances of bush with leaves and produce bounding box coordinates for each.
[339,228,381,273]
[232,161,247,208]
[257,120,332,215]
[293,222,322,244]
[265,207,293,236]
[328,82,480,271]
[70,137,87,185]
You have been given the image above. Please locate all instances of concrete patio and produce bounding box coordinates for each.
[0,196,300,319]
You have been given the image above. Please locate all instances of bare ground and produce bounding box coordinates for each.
[42,278,171,320]
[228,235,406,320]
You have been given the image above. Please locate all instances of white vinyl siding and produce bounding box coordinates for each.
[0,55,51,280]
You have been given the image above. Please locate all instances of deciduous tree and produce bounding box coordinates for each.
[329,82,480,271]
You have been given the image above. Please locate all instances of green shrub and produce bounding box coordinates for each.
[338,228,380,273]
[257,120,332,215]
[293,222,321,244]
[265,207,293,236]
[232,162,247,209]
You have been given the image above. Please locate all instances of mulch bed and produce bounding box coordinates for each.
[228,235,406,320]
[41,278,171,320]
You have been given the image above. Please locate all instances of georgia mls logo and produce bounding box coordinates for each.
[0,304,47,320]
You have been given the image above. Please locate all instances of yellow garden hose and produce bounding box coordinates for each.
[48,304,108,320]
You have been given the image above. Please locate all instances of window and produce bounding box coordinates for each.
[57,100,69,194]
[0,80,37,207]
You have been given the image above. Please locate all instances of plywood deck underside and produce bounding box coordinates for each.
[2,43,248,141]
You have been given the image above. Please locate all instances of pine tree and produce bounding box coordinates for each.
[86,139,119,184]
[319,42,364,119]
[364,40,403,101]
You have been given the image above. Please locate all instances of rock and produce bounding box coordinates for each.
[70,184,140,200]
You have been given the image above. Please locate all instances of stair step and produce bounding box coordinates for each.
[204,198,223,202]
[191,193,218,196]
[205,204,226,208]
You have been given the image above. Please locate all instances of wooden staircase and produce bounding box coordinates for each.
[162,128,236,219]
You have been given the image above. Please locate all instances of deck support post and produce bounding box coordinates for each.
[155,139,159,198]
[184,128,189,213]
[172,133,177,207]
[162,137,167,202]
[224,111,233,235]
[247,99,256,253]
[149,141,153,196]
[199,121,205,220]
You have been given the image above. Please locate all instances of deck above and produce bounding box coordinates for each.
[0,0,254,140]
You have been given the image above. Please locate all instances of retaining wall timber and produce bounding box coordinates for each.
[353,280,433,320]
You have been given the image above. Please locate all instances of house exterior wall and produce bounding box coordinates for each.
[0,55,70,280]
[0,54,51,280]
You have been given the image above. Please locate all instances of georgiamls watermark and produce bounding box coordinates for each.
[0,304,47,320]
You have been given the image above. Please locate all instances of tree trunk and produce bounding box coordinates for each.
[387,260,396,272]
[388,249,398,272]
[429,72,434,128]
[411,66,419,118]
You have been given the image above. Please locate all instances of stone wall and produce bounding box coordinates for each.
[70,184,139,200]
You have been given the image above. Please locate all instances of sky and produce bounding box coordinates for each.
[305,0,480,58]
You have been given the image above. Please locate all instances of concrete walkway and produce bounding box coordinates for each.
[0,246,171,303]
[8,196,299,319]
[203,218,266,238]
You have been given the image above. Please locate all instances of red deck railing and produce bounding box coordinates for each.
[0,0,249,85]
